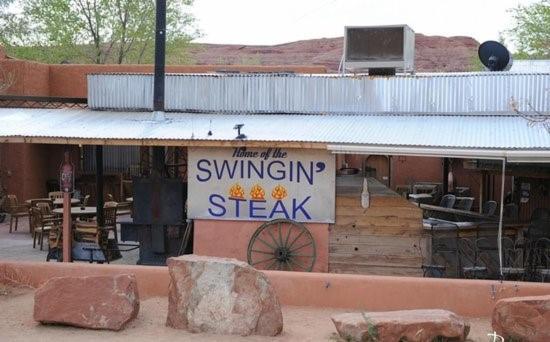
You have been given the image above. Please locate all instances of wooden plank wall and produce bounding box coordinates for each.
[329,193,429,276]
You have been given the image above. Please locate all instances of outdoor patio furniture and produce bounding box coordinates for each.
[52,206,97,218]
[503,203,519,221]
[457,236,488,279]
[103,202,119,244]
[501,236,526,280]
[532,237,550,282]
[46,224,63,262]
[74,220,106,243]
[482,200,497,216]
[6,194,30,233]
[48,191,63,200]
[439,194,456,208]
[30,207,61,250]
[454,197,474,211]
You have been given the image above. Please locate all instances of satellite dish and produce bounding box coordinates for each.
[478,41,513,71]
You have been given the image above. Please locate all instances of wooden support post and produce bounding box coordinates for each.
[96,145,104,227]
[62,192,72,262]
[442,157,449,194]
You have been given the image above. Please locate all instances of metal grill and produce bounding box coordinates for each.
[0,95,87,109]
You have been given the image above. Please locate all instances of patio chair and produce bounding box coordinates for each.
[501,237,526,281]
[457,236,488,279]
[46,224,63,262]
[5,194,30,233]
[82,194,91,206]
[439,194,456,208]
[482,201,497,217]
[532,237,550,282]
[48,191,63,200]
[503,203,519,221]
[29,207,61,250]
[103,202,119,244]
[454,197,474,211]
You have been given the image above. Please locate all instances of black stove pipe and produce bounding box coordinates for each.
[153,0,166,113]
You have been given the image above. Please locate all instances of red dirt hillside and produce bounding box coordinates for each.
[187,34,479,73]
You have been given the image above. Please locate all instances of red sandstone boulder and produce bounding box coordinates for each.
[332,310,470,342]
[492,295,550,342]
[34,274,139,331]
[166,255,283,336]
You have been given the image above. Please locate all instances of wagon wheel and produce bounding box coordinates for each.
[247,219,316,272]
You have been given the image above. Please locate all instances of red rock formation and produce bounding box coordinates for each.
[492,295,550,342]
[166,254,283,336]
[331,309,470,342]
[33,274,140,331]
[187,34,479,73]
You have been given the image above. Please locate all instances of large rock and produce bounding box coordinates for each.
[34,274,139,331]
[332,309,470,342]
[492,295,550,342]
[166,255,283,336]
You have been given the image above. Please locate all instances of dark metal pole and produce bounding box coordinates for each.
[153,0,166,112]
[96,145,104,227]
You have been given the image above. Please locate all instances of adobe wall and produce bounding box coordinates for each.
[1,261,549,317]
[0,59,50,96]
[193,219,329,273]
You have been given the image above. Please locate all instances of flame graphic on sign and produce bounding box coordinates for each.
[250,184,265,200]
[271,185,288,200]
[229,183,245,199]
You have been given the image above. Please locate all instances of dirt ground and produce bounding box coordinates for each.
[0,285,493,342]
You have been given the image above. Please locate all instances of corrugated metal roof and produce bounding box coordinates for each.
[0,108,549,151]
[511,60,550,73]
[88,72,550,114]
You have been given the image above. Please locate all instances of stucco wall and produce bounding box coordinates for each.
[193,219,329,273]
[2,261,550,317]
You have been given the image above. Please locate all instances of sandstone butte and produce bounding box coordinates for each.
[166,254,283,336]
[33,274,140,331]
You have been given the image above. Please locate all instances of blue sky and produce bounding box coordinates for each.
[191,0,538,49]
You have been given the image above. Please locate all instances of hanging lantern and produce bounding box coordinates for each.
[59,150,74,193]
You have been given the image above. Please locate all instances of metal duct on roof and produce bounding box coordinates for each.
[87,72,550,114]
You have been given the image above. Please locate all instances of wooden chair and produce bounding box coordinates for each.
[82,194,91,207]
[30,207,61,250]
[74,203,118,245]
[46,224,63,262]
[103,203,118,244]
[6,194,30,233]
[48,191,63,200]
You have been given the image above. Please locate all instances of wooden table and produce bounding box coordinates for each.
[419,203,491,221]
[408,193,433,204]
[52,206,97,217]
[26,198,81,206]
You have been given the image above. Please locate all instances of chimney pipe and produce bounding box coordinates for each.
[153,0,166,120]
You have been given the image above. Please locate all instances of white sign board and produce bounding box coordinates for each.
[188,147,335,223]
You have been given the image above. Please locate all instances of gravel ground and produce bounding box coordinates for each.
[0,285,494,342]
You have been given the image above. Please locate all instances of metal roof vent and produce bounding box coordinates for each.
[342,25,415,75]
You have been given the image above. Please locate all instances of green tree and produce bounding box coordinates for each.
[1,0,198,64]
[505,0,550,58]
